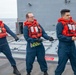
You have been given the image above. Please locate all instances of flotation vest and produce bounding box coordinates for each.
[24,19,42,38]
[58,17,76,37]
[0,21,7,38]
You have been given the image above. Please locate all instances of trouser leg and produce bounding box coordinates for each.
[37,46,48,72]
[2,44,16,66]
[55,49,68,75]
[26,49,36,73]
[69,47,76,75]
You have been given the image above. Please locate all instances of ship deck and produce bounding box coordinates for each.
[0,31,74,75]
[0,58,73,75]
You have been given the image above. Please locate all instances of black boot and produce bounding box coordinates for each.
[44,71,48,75]
[27,73,31,75]
[13,66,21,75]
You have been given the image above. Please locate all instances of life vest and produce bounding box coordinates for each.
[0,21,7,38]
[24,19,42,38]
[58,17,76,37]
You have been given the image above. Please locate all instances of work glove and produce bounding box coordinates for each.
[36,38,43,43]
[49,36,54,41]
[15,37,19,41]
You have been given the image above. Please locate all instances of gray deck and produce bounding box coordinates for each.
[0,58,73,75]
[0,31,75,75]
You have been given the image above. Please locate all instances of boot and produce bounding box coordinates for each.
[27,73,31,75]
[44,71,48,75]
[13,66,21,75]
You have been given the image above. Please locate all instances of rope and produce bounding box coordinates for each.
[45,39,58,52]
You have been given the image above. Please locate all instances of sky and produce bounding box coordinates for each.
[0,0,17,18]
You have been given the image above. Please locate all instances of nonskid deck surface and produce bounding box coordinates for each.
[0,58,73,75]
[0,31,74,75]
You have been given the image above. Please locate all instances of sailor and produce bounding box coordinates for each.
[55,9,76,75]
[0,20,21,75]
[23,12,54,75]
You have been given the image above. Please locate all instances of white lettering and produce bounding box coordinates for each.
[68,24,72,30]
[72,25,76,30]
[30,26,34,32]
[68,24,76,30]
[0,28,2,33]
[35,26,38,32]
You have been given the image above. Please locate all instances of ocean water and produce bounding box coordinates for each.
[0,18,17,33]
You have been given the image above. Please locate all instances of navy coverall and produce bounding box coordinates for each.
[0,24,17,66]
[23,25,50,73]
[55,23,76,75]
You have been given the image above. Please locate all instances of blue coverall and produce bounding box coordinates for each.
[0,24,17,66]
[55,23,76,75]
[23,25,50,73]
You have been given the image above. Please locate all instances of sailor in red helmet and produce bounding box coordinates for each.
[0,20,21,75]
[55,9,76,75]
[23,12,54,75]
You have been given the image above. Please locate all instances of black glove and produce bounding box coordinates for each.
[15,37,19,41]
[36,38,43,43]
[49,37,54,41]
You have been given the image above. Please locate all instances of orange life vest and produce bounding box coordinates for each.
[0,21,7,38]
[24,19,42,38]
[58,17,76,37]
